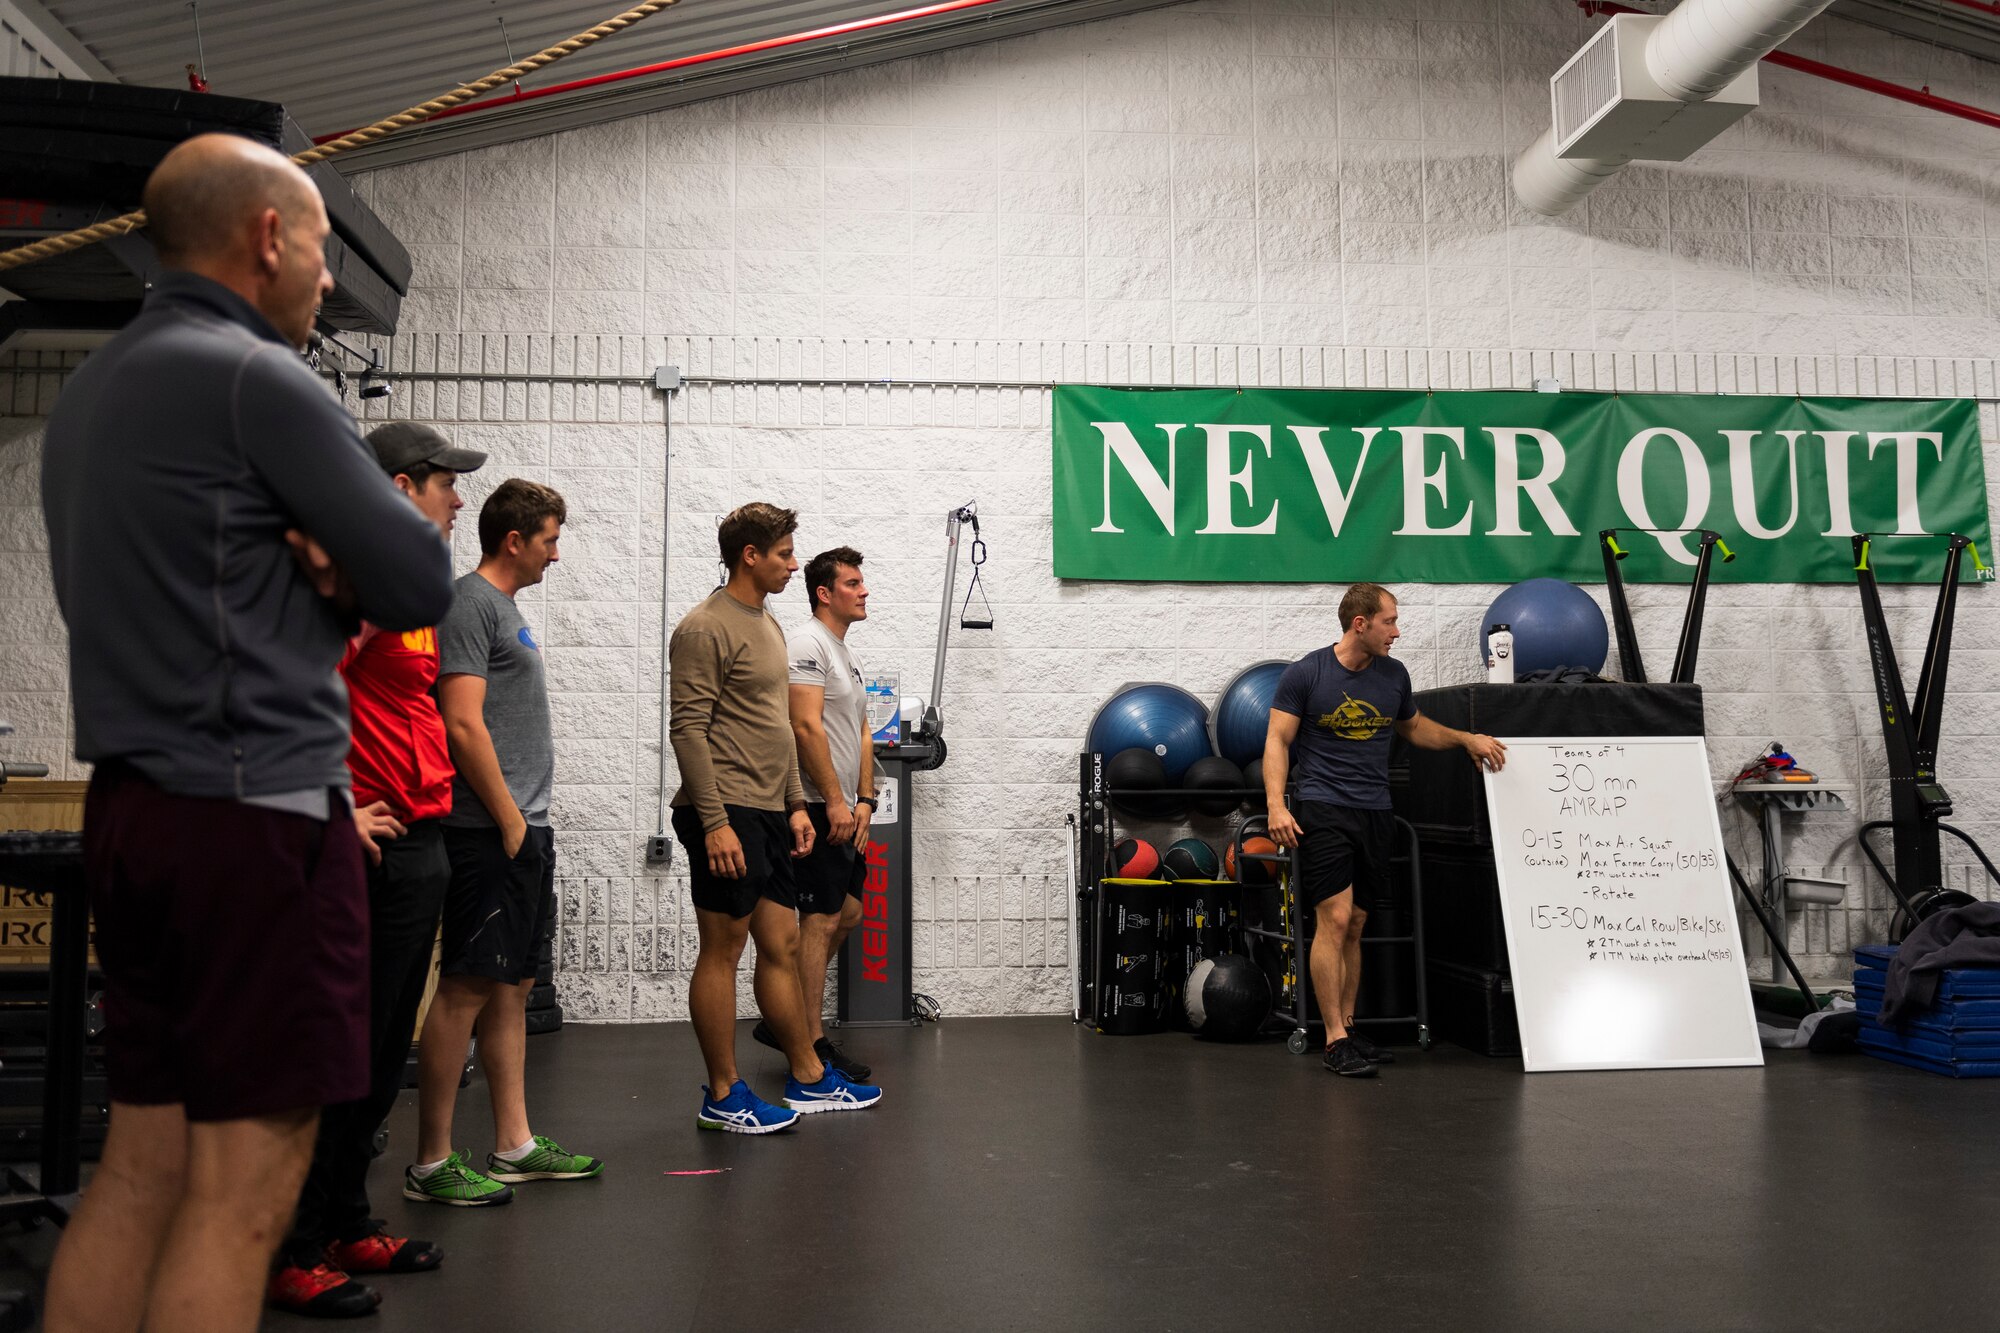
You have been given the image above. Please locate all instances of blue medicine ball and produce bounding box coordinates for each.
[1210,660,1291,769]
[1480,579,1608,678]
[1087,683,1212,781]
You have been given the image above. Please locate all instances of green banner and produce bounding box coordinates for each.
[1051,386,1994,584]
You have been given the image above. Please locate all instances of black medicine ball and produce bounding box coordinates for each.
[1107,746,1183,820]
[1240,756,1267,811]
[1185,954,1269,1041]
[1182,755,1244,817]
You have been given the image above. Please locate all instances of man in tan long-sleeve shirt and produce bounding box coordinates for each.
[669,502,883,1133]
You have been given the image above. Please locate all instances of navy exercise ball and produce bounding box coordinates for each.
[1479,579,1608,678]
[1210,660,1290,769]
[1088,683,1212,782]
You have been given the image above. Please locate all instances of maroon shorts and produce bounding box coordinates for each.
[84,762,370,1122]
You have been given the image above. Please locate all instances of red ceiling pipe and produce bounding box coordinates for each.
[1580,0,2000,132]
[1941,0,2000,18]
[1764,47,2000,129]
[312,0,1016,143]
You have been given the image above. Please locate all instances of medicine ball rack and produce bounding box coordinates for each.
[1075,753,1430,1053]
[1852,531,1999,936]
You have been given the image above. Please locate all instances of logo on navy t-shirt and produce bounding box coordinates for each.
[1273,648,1414,810]
[1315,692,1395,742]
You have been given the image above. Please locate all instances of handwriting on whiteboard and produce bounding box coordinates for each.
[1513,745,1728,970]
[1482,734,1762,1070]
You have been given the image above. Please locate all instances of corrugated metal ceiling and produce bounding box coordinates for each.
[1831,0,2000,66]
[41,0,1186,168]
[32,0,2000,170]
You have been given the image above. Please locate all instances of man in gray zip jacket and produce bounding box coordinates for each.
[38,133,452,1333]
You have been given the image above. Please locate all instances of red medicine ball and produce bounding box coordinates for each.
[1113,838,1160,878]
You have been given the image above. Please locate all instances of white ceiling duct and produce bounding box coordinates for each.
[1514,0,1837,217]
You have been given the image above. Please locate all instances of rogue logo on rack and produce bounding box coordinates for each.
[1052,385,1995,585]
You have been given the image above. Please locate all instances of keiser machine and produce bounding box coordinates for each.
[1852,531,1999,938]
[837,504,991,1026]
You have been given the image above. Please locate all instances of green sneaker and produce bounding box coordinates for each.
[403,1151,515,1207]
[485,1135,605,1183]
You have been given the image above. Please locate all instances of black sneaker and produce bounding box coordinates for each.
[816,1036,871,1082]
[751,1019,782,1052]
[1323,1037,1378,1078]
[1345,1031,1395,1065]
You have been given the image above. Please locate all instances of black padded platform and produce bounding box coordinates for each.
[1390,683,1706,1052]
[1393,682,1705,847]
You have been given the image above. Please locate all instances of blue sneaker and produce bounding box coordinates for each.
[784,1064,883,1114]
[696,1080,799,1134]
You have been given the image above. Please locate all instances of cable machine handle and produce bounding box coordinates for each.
[959,535,992,630]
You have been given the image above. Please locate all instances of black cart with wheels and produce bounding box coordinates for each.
[1228,818,1430,1056]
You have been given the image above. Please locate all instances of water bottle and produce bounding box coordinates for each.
[1486,623,1513,685]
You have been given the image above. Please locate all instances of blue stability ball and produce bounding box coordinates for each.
[1088,683,1213,781]
[1210,660,1292,769]
[1480,579,1609,678]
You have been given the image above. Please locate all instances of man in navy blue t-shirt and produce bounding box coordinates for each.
[1264,583,1506,1077]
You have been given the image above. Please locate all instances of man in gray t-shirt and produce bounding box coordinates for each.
[410,479,603,1207]
[441,573,554,829]
[755,546,880,1082]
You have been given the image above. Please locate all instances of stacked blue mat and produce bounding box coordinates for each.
[1854,943,2000,1077]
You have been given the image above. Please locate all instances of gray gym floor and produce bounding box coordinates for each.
[8,1017,1999,1330]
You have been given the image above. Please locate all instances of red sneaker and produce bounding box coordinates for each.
[267,1263,381,1318]
[326,1230,444,1274]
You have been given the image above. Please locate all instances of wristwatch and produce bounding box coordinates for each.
[855,794,878,810]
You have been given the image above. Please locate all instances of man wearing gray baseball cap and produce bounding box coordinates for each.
[272,423,486,1318]
[369,421,491,483]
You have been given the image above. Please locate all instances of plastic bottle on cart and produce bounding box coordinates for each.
[1486,624,1513,685]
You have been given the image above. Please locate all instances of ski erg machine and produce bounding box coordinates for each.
[837,504,990,1026]
[1852,531,2000,938]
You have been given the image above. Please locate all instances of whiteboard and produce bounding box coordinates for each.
[1481,736,1762,1073]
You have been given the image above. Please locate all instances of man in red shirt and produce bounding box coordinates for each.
[270,423,486,1318]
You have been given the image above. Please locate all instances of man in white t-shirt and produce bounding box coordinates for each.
[752,545,879,1081]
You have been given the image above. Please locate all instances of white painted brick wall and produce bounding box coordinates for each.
[8,0,2000,1016]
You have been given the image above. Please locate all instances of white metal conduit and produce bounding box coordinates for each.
[1646,0,1832,99]
[1513,0,1836,216]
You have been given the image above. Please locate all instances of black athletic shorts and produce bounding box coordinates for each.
[1295,801,1393,913]
[796,803,867,916]
[673,803,798,919]
[85,761,368,1121]
[441,822,556,983]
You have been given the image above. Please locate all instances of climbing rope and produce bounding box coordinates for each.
[0,0,675,273]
